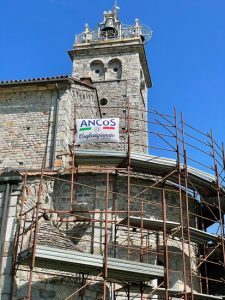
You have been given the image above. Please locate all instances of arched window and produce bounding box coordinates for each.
[108,58,122,80]
[90,60,105,81]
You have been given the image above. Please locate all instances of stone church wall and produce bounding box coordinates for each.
[0,87,57,170]
[0,83,100,173]
[8,174,200,299]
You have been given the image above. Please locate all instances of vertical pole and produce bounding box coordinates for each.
[199,197,208,294]
[162,187,169,300]
[70,101,77,211]
[174,108,187,299]
[210,130,225,270]
[181,113,194,300]
[70,150,75,211]
[221,143,225,241]
[20,212,27,257]
[141,284,144,300]
[27,157,45,300]
[113,172,119,300]
[140,200,144,262]
[127,97,131,260]
[147,233,149,264]
[203,245,209,294]
[103,172,110,300]
[112,171,118,300]
[127,284,130,300]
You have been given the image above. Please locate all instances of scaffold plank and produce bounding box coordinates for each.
[116,286,223,299]
[18,245,164,283]
[118,217,222,244]
[75,150,225,204]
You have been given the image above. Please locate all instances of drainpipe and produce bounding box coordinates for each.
[0,174,22,279]
[50,83,60,169]
[0,182,11,274]
[94,87,102,118]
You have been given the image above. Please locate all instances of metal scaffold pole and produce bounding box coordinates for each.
[127,96,131,261]
[174,108,187,300]
[70,98,78,211]
[103,172,110,300]
[181,113,194,300]
[27,156,46,299]
[10,171,28,299]
[210,129,225,270]
[162,186,169,299]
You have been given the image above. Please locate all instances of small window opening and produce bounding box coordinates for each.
[95,70,100,74]
[18,162,24,165]
[113,67,118,72]
[100,98,108,106]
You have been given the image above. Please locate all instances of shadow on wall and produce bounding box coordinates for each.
[90,60,105,81]
[90,58,122,81]
[157,245,198,292]
[108,59,122,80]
[13,275,108,300]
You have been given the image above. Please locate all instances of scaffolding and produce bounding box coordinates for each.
[11,98,225,300]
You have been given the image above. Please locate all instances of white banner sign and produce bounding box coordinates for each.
[76,118,120,144]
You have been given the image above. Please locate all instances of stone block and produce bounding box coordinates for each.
[0,275,11,294]
[8,206,17,217]
[54,159,63,168]
[39,288,56,299]
[1,294,11,300]
[5,217,17,242]
[10,196,18,207]
[1,256,12,275]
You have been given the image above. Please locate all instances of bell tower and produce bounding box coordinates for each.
[68,5,152,153]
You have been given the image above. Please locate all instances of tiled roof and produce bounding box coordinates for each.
[0,75,94,88]
[0,75,70,84]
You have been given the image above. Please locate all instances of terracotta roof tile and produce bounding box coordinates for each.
[0,75,94,89]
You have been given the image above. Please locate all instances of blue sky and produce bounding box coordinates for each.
[1,0,225,146]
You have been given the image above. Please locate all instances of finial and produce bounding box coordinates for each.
[135,18,140,27]
[84,23,90,33]
[134,18,141,38]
